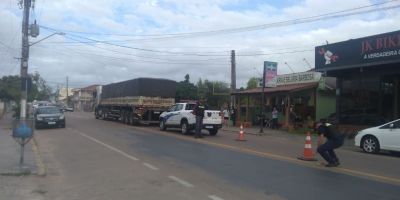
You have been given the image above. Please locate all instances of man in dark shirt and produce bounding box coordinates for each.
[316,122,345,167]
[194,101,205,138]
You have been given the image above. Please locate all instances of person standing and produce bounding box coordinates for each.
[231,106,237,126]
[194,101,205,138]
[316,122,345,167]
[272,107,278,129]
[223,108,230,126]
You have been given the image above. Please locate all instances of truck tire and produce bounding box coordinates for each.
[209,129,218,136]
[181,121,190,135]
[160,120,167,131]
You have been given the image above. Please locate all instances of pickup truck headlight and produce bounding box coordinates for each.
[59,115,65,120]
[37,116,43,121]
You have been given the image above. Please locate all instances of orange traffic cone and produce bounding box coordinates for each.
[236,124,247,141]
[298,131,317,161]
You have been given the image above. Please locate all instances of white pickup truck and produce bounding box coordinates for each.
[159,103,222,135]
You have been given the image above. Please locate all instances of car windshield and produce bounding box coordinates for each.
[37,107,61,114]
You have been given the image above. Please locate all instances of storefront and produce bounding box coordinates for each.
[232,71,336,129]
[315,30,400,127]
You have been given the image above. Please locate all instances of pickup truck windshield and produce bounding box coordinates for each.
[37,107,61,114]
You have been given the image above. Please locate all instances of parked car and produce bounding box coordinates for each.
[159,103,222,135]
[34,106,66,129]
[61,106,74,112]
[355,119,400,153]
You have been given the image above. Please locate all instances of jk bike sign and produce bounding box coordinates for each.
[315,30,400,70]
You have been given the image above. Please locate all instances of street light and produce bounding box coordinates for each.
[29,32,65,47]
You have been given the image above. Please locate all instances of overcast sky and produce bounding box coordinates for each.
[1,0,400,89]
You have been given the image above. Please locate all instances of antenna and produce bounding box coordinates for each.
[284,62,295,73]
[303,58,313,69]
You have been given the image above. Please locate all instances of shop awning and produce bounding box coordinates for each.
[232,82,318,95]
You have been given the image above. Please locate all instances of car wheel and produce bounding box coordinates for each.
[160,120,166,131]
[209,129,218,136]
[361,136,380,153]
[181,121,189,135]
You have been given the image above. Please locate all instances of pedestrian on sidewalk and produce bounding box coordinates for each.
[194,100,205,138]
[231,106,237,127]
[272,107,278,129]
[223,108,230,127]
[316,121,345,167]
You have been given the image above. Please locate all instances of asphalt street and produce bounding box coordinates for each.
[30,112,400,200]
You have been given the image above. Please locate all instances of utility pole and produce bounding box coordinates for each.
[19,0,32,120]
[260,65,265,134]
[230,50,236,109]
[66,76,69,106]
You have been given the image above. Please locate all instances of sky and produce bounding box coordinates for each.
[0,0,400,89]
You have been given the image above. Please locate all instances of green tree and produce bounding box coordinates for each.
[246,77,259,89]
[175,74,198,102]
[0,75,21,101]
[196,79,230,109]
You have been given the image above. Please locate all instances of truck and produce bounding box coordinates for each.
[94,78,177,125]
[159,102,223,136]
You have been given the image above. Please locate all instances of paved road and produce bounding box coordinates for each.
[31,112,400,200]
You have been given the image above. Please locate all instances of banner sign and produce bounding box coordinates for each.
[263,61,278,87]
[275,72,321,85]
[315,30,400,70]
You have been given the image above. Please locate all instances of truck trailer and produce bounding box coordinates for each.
[94,78,176,125]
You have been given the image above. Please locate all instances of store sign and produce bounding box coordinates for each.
[274,72,321,85]
[315,30,400,70]
[263,61,278,87]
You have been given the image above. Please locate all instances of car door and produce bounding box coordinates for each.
[164,105,176,125]
[378,120,400,151]
[169,104,184,125]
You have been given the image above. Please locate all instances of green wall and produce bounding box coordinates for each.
[316,91,336,121]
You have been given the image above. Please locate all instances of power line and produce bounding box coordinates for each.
[40,1,399,42]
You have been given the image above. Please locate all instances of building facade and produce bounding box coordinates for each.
[232,71,336,129]
[316,30,400,129]
[72,85,98,112]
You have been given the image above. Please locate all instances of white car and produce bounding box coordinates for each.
[159,103,222,135]
[355,119,400,153]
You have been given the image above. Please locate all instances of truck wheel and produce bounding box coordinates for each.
[209,129,218,136]
[160,120,167,131]
[181,121,189,135]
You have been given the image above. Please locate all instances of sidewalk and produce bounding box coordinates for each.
[0,113,37,175]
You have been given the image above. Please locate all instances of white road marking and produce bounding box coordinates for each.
[168,175,194,188]
[71,129,139,161]
[208,195,224,200]
[143,162,159,171]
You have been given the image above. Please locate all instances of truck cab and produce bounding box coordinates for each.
[159,103,222,136]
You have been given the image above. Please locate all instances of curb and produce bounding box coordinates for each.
[31,136,47,176]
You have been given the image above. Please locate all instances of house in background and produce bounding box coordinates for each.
[58,87,74,106]
[72,85,99,112]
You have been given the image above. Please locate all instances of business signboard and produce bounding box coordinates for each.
[263,61,278,87]
[275,72,321,85]
[315,30,400,70]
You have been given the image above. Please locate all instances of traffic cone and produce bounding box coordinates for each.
[298,131,317,161]
[236,124,247,141]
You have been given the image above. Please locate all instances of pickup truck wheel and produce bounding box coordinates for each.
[160,120,167,131]
[181,121,189,135]
[209,129,218,136]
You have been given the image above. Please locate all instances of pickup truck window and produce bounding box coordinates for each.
[168,105,176,112]
[175,104,184,111]
[185,104,196,110]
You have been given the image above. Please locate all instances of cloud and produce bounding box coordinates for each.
[0,0,399,90]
